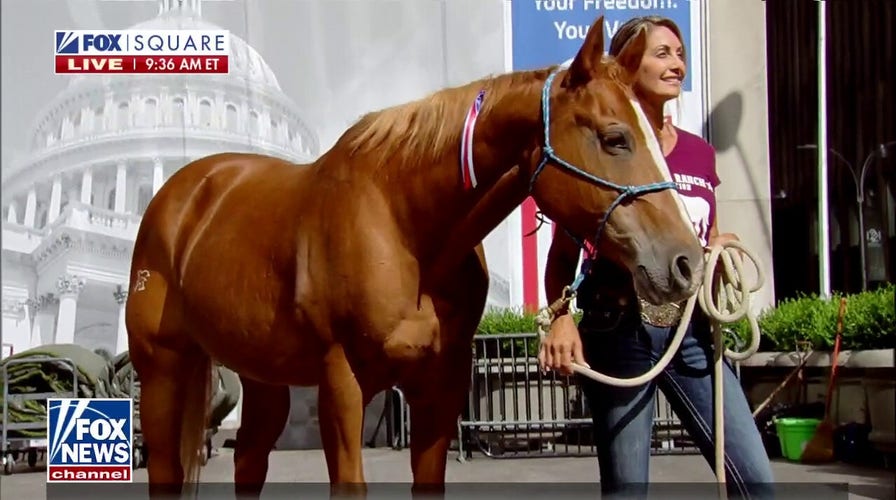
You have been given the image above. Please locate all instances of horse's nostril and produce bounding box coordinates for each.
[671,254,692,288]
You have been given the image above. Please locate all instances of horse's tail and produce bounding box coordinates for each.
[180,353,213,492]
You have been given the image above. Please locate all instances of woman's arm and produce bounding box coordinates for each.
[539,229,590,374]
[544,228,582,316]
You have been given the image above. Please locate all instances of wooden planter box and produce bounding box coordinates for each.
[851,350,896,453]
[738,348,895,454]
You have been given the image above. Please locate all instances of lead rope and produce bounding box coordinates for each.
[536,239,765,499]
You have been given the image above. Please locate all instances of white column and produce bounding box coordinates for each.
[261,109,272,136]
[152,158,165,195]
[29,310,43,349]
[115,161,127,213]
[114,286,129,355]
[49,176,62,222]
[54,274,86,345]
[104,93,115,130]
[6,202,17,223]
[215,91,225,129]
[27,294,58,348]
[24,188,37,227]
[81,167,93,205]
[29,301,43,348]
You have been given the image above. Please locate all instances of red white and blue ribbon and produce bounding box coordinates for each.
[460,90,485,190]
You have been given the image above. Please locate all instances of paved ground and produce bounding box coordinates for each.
[2,445,893,499]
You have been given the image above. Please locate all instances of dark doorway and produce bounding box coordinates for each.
[765,0,895,300]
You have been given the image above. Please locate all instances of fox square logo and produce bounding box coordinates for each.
[47,398,133,483]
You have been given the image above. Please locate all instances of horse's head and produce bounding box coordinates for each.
[526,16,704,305]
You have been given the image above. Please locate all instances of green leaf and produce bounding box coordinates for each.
[477,284,895,354]
[727,284,894,352]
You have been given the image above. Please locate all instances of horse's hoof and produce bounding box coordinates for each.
[411,483,446,498]
[329,483,367,499]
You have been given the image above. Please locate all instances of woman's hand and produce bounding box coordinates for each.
[537,313,590,376]
[708,231,739,248]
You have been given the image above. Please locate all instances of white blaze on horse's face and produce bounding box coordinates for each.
[627,99,697,241]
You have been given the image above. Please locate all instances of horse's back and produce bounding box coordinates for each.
[132,152,303,277]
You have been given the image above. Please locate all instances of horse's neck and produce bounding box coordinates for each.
[406,82,545,276]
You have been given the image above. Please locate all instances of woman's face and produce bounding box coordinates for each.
[633,26,686,105]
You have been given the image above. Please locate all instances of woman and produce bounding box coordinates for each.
[538,16,774,499]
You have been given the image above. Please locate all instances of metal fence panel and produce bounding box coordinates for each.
[456,333,699,460]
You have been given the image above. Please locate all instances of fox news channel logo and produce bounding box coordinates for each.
[47,398,134,483]
[54,29,230,75]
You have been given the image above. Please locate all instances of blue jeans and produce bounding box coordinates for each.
[578,309,775,499]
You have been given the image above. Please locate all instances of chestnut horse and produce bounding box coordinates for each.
[125,16,703,498]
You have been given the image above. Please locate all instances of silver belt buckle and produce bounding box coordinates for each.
[639,297,685,327]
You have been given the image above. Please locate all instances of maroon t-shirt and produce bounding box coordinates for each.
[666,126,721,246]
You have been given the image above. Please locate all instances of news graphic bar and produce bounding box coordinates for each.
[48,465,131,482]
[55,55,229,74]
[54,29,230,75]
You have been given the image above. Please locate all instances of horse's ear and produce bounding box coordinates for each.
[561,15,606,89]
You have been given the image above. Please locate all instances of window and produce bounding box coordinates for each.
[172,97,185,126]
[144,98,158,127]
[199,99,213,127]
[226,103,238,132]
[117,102,130,128]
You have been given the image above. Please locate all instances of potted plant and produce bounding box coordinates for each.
[730,284,895,456]
[473,307,540,360]
[843,285,896,456]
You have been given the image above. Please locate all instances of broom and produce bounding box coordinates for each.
[801,296,847,463]
[751,342,814,419]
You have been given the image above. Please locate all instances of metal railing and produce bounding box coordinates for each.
[456,333,699,460]
[379,333,699,460]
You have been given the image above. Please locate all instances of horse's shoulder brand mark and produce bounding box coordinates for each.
[133,270,151,292]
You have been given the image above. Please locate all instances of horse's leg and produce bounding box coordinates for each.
[128,274,213,498]
[403,350,473,495]
[318,344,366,493]
[130,346,190,497]
[403,247,489,494]
[233,377,291,498]
[130,340,211,497]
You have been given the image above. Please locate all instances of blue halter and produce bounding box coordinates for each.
[528,68,678,293]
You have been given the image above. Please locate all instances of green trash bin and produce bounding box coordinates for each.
[774,417,821,461]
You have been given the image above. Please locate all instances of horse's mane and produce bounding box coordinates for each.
[331,69,546,173]
[333,57,629,175]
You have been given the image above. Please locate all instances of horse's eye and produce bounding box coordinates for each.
[601,132,629,152]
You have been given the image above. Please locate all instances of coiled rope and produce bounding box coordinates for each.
[536,239,765,498]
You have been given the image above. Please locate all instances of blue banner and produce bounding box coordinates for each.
[511,0,693,91]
